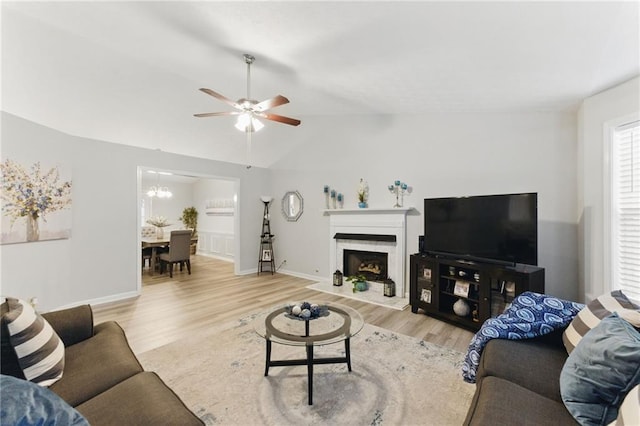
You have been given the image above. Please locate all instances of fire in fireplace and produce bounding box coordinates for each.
[343,249,388,282]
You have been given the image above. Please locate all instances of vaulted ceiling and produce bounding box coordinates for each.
[2,1,638,167]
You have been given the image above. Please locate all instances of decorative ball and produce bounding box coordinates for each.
[300,309,311,319]
[310,306,320,316]
[291,305,302,315]
[453,298,471,317]
[301,302,311,311]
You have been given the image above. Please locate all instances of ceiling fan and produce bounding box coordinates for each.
[194,54,301,132]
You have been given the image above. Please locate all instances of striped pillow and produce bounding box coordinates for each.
[2,297,65,386]
[563,290,639,354]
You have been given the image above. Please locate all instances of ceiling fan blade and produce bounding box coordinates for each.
[253,95,290,112]
[199,88,240,109]
[194,111,240,118]
[257,113,301,126]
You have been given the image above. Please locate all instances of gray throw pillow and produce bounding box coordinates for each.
[560,313,640,426]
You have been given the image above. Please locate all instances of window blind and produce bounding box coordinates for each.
[613,121,640,302]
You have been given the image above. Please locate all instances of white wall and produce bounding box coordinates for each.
[0,112,270,311]
[1,102,601,309]
[577,76,640,302]
[196,179,235,234]
[194,178,236,260]
[269,111,579,300]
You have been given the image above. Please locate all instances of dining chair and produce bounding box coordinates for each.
[141,226,159,271]
[159,230,192,278]
[141,226,156,238]
[142,247,153,270]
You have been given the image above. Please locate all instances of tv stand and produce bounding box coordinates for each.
[410,253,544,331]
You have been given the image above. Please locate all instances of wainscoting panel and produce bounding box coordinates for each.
[198,231,234,259]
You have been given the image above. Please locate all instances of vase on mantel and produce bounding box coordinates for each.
[358,202,367,208]
[26,214,40,242]
[156,226,164,239]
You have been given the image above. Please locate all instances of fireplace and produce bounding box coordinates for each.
[325,208,412,298]
[344,249,388,282]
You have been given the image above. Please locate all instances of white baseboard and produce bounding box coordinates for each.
[277,268,323,282]
[54,291,140,312]
[196,252,234,262]
[236,266,322,282]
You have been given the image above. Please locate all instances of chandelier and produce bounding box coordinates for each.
[146,171,172,198]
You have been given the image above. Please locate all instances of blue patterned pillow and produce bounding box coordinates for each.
[560,313,640,426]
[0,374,89,425]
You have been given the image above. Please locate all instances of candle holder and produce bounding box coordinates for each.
[388,180,408,207]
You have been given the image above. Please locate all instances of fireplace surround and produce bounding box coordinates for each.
[325,208,413,298]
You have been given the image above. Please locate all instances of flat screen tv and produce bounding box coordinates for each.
[423,193,538,266]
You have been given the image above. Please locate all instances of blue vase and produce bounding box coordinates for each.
[358,202,367,208]
[355,281,368,292]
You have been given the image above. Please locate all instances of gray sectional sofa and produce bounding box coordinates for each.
[463,329,578,425]
[1,304,203,425]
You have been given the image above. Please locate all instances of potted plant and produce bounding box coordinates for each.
[180,207,198,237]
[180,207,198,254]
[346,274,369,293]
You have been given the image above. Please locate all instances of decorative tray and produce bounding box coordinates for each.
[284,302,330,321]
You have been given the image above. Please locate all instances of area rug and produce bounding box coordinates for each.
[137,312,475,425]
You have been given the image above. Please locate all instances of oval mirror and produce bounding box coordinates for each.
[282,190,303,222]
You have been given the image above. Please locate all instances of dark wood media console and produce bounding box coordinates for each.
[409,253,544,331]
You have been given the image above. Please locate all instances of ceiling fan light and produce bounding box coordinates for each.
[235,114,264,132]
[235,113,251,132]
[252,117,264,132]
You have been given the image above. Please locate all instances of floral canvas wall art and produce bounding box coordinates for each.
[1,159,72,244]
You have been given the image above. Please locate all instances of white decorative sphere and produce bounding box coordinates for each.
[301,309,311,318]
[292,305,302,315]
[310,303,319,309]
[453,299,471,317]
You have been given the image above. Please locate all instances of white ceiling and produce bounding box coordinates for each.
[2,1,639,167]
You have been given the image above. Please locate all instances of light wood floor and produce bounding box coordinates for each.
[93,255,474,355]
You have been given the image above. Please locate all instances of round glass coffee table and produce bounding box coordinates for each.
[254,301,364,405]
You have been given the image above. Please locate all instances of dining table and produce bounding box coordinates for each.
[142,236,198,276]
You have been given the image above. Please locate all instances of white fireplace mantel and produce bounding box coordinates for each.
[323,207,414,216]
[326,207,415,297]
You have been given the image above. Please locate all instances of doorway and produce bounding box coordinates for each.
[137,166,240,289]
